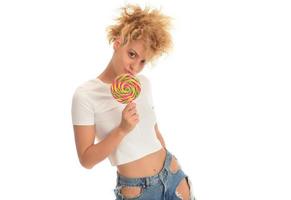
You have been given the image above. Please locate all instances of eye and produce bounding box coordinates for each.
[128,51,136,58]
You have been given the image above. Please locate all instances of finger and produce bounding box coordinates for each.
[129,114,139,122]
[129,109,137,116]
[134,117,139,122]
[126,103,136,112]
[125,102,135,109]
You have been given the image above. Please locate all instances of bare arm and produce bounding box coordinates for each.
[73,102,138,169]
[154,123,166,148]
[73,125,125,169]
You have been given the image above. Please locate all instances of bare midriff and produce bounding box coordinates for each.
[117,147,167,178]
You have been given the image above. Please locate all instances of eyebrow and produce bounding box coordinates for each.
[130,48,146,62]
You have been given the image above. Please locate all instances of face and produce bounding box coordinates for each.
[112,37,149,76]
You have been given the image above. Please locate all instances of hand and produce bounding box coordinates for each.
[118,102,139,135]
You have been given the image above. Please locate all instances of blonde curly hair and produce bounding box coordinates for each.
[106,4,173,62]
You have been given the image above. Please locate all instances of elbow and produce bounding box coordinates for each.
[81,162,93,170]
[79,157,94,170]
[78,146,102,169]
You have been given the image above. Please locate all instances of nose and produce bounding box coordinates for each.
[128,65,136,75]
[129,65,133,72]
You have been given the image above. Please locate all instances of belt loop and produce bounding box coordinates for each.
[142,177,146,188]
[146,177,149,187]
[116,172,120,184]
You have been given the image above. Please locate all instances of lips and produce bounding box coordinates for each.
[125,70,133,75]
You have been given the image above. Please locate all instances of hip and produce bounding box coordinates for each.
[114,148,196,200]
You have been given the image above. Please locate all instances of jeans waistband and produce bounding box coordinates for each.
[116,149,173,187]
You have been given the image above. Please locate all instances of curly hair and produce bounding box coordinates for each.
[106,4,173,62]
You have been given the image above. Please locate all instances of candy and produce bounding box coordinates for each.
[110,73,141,104]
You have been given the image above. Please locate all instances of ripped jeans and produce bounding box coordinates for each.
[113,149,196,200]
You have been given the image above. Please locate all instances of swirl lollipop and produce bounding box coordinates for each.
[110,73,141,104]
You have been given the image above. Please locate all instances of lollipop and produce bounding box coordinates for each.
[110,73,141,104]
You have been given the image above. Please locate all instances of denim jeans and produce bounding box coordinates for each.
[113,149,196,200]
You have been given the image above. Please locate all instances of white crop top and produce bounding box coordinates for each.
[71,74,163,166]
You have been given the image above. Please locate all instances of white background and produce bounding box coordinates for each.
[0,0,290,199]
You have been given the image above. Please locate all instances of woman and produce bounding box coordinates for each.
[71,4,196,200]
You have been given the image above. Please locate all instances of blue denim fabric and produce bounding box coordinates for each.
[113,149,196,200]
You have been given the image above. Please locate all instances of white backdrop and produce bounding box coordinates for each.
[0,0,290,199]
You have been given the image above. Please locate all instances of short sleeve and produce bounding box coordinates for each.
[71,91,95,125]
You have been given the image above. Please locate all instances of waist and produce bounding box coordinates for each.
[117,147,167,178]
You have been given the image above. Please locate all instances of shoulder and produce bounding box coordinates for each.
[74,79,100,92]
[73,78,105,97]
[72,79,99,103]
[72,88,91,108]
[72,81,90,100]
[136,74,155,96]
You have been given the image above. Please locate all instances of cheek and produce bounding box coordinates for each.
[119,52,129,63]
[114,53,125,66]
[140,65,145,71]
[117,55,131,70]
[123,57,132,67]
